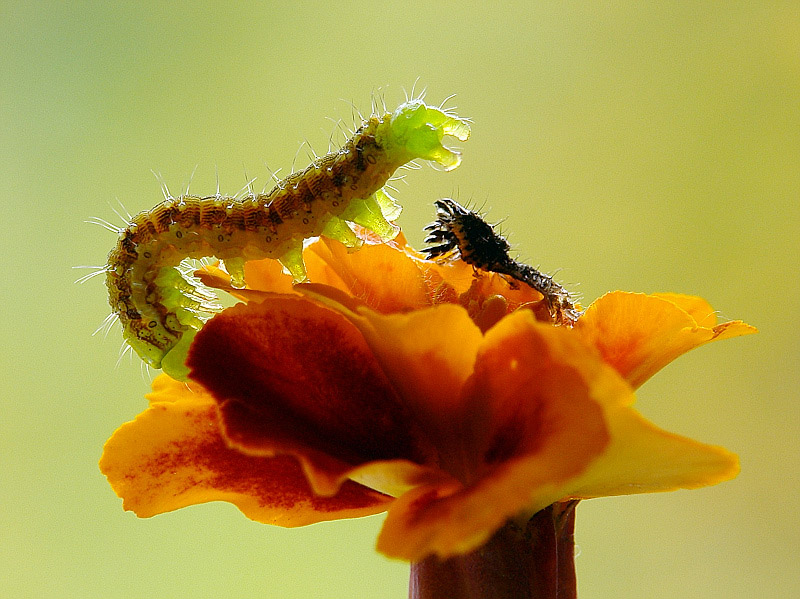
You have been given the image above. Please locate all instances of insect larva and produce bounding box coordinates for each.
[422,198,580,325]
[104,99,471,377]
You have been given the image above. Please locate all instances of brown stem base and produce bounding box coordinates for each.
[409,501,578,599]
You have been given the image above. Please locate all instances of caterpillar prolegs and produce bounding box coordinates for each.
[422,198,581,325]
[105,99,470,377]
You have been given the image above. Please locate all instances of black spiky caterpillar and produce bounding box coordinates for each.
[422,198,580,325]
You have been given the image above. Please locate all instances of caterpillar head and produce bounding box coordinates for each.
[380,100,471,171]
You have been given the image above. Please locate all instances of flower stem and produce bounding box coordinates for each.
[409,501,578,599]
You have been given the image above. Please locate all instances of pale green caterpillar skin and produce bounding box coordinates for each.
[105,100,470,378]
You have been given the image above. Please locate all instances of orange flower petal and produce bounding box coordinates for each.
[650,293,719,327]
[414,253,551,316]
[198,239,432,313]
[464,310,620,474]
[346,459,457,499]
[564,405,739,499]
[304,238,430,312]
[576,291,757,388]
[194,262,288,303]
[99,376,391,526]
[416,256,476,296]
[243,258,298,295]
[187,295,436,496]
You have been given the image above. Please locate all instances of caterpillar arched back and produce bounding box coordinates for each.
[422,198,580,325]
[104,99,470,378]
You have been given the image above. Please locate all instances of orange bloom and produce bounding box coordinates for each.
[99,236,755,562]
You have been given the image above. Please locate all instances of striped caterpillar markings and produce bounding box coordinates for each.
[106,99,471,377]
[422,198,580,325]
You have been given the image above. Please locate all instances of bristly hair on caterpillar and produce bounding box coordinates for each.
[100,95,471,379]
[422,198,581,326]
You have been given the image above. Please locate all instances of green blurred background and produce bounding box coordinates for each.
[2,2,797,597]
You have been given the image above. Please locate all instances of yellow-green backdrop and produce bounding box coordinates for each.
[2,2,797,598]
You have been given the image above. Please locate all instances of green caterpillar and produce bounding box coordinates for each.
[104,99,470,378]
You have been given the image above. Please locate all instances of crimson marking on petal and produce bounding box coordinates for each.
[188,297,430,467]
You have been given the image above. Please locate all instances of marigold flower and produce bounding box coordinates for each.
[99,235,755,563]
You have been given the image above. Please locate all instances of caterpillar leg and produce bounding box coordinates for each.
[224,257,247,288]
[340,193,400,241]
[160,329,198,380]
[277,241,308,282]
[373,188,402,221]
[321,216,361,249]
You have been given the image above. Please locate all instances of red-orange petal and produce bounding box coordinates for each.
[99,375,391,525]
[299,286,485,434]
[187,295,435,496]
[378,384,741,560]
[576,291,757,388]
[375,311,621,560]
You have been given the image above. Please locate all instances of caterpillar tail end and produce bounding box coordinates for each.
[384,100,471,171]
[160,329,197,381]
[121,327,195,381]
[340,194,400,242]
[124,336,169,371]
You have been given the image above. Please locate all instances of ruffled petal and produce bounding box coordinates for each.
[576,291,757,388]
[197,239,434,314]
[377,402,739,561]
[242,257,300,295]
[194,262,287,303]
[564,404,739,499]
[651,293,718,327]
[187,294,434,496]
[463,310,623,471]
[99,376,391,526]
[410,252,552,320]
[569,408,739,499]
[376,311,624,560]
[299,285,485,437]
[304,238,430,312]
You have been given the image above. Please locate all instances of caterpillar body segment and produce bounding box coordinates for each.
[105,99,471,376]
[422,198,580,326]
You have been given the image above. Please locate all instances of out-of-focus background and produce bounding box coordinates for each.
[2,2,797,598]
